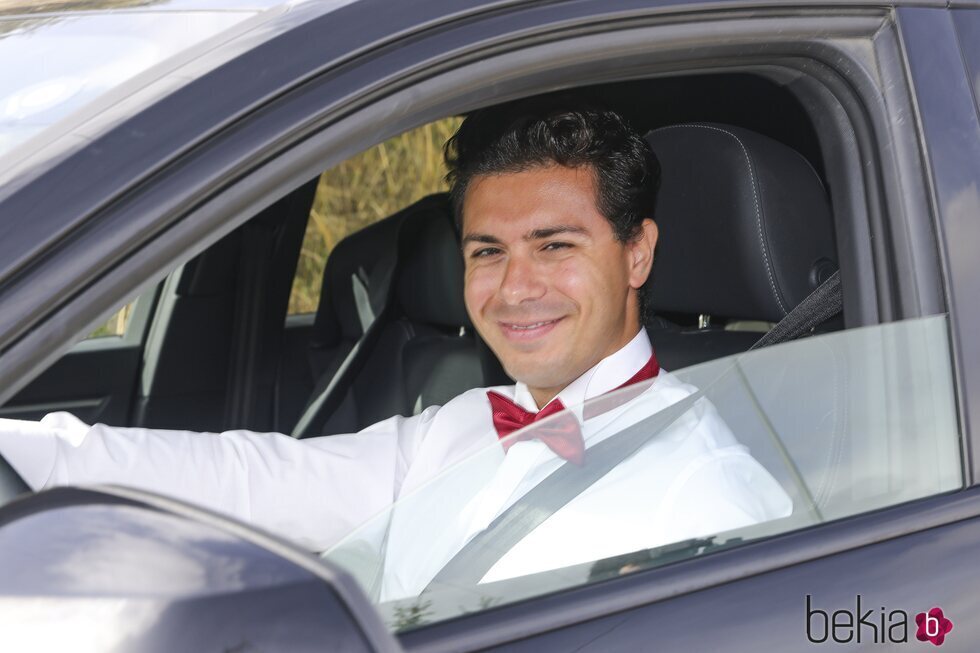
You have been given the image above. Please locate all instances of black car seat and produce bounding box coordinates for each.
[643,122,838,369]
[644,123,855,520]
[291,194,506,438]
[274,195,432,431]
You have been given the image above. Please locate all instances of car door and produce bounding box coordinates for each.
[0,0,975,650]
[0,291,158,426]
[397,6,980,651]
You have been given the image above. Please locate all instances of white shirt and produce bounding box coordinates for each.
[0,329,791,598]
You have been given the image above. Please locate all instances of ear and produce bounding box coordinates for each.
[627,219,658,290]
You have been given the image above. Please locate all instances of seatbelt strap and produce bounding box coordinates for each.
[292,207,438,439]
[292,270,402,439]
[425,271,842,590]
[750,271,841,350]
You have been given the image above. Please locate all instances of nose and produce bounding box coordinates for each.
[498,252,546,305]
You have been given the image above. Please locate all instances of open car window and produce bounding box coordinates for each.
[321,314,961,632]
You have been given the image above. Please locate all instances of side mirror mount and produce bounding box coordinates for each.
[0,486,402,653]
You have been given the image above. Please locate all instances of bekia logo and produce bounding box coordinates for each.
[806,595,953,646]
[915,608,953,646]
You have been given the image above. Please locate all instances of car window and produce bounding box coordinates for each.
[84,301,135,339]
[0,8,261,159]
[321,314,961,632]
[287,117,461,315]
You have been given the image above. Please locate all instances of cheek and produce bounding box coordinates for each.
[550,259,607,313]
[464,267,498,318]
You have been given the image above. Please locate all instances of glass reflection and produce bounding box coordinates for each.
[321,315,961,632]
[0,504,308,595]
[0,9,251,157]
[0,503,349,652]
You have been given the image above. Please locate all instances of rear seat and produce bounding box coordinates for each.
[274,196,422,431]
[291,194,505,438]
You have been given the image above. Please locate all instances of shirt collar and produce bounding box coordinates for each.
[511,328,654,419]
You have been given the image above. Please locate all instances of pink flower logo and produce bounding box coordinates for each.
[915,607,953,646]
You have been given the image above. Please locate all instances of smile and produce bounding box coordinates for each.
[510,321,555,330]
[499,318,564,341]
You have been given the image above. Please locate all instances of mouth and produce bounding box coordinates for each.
[498,317,564,342]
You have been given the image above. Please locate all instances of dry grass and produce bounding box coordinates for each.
[287,117,462,315]
[88,302,134,338]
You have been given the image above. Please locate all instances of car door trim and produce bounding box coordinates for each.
[400,486,980,651]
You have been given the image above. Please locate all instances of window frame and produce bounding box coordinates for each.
[902,6,980,490]
[0,1,970,647]
[0,8,936,399]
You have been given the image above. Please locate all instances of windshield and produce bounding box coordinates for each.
[0,4,264,160]
[321,315,961,632]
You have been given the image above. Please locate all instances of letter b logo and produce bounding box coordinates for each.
[915,607,953,646]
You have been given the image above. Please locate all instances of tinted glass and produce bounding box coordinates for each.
[321,315,961,631]
[0,10,253,158]
[85,301,135,339]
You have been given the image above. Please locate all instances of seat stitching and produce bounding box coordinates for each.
[651,123,789,315]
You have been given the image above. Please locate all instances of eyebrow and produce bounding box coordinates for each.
[461,233,503,247]
[461,224,588,247]
[526,224,588,240]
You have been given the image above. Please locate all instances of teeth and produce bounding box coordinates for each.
[510,321,552,330]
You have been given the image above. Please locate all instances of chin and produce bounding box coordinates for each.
[505,361,573,391]
[491,336,577,386]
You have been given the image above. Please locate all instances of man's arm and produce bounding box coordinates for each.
[657,446,794,538]
[0,409,434,551]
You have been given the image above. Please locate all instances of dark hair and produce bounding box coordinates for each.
[444,96,660,243]
[444,96,661,320]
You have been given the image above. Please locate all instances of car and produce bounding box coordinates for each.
[0,0,979,650]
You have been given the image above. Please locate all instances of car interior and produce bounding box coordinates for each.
[0,71,841,447]
[2,63,966,607]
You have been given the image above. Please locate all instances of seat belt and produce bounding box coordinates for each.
[748,271,841,351]
[292,253,405,439]
[425,271,841,590]
[291,207,434,439]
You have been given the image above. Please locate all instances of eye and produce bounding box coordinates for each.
[542,241,573,252]
[471,246,503,259]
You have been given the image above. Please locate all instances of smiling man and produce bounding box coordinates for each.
[0,99,790,589]
[462,164,657,408]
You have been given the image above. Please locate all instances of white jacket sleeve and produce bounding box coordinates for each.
[0,408,436,551]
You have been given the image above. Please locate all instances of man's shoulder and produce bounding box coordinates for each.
[621,368,703,419]
[650,368,700,400]
[439,384,509,411]
[610,368,738,451]
[408,385,508,423]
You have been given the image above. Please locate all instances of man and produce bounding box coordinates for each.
[0,100,791,597]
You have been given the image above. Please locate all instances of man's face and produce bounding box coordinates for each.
[461,165,658,405]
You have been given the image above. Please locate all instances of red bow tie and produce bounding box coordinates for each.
[487,353,660,464]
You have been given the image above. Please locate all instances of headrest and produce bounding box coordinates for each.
[396,204,472,329]
[311,194,449,349]
[645,123,837,322]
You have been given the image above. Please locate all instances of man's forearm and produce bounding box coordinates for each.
[0,411,417,551]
